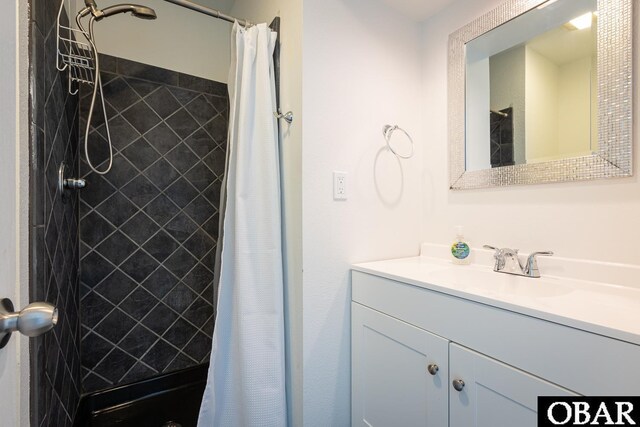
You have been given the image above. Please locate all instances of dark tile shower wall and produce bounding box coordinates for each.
[79,55,227,393]
[490,107,515,168]
[29,1,82,427]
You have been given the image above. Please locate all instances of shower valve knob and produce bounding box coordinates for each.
[0,299,58,349]
[58,163,86,200]
[65,178,86,190]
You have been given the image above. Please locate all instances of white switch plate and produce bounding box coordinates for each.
[333,171,347,200]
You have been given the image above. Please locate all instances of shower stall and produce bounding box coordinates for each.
[29,0,283,425]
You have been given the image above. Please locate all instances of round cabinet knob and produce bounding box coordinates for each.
[452,379,465,392]
[427,364,439,376]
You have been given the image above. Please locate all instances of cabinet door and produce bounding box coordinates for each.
[352,303,448,427]
[449,343,578,427]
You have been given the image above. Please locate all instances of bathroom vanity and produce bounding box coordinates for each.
[351,256,640,426]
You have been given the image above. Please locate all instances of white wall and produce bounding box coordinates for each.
[302,0,424,424]
[421,0,640,266]
[590,27,598,151]
[78,0,232,82]
[557,56,592,157]
[526,46,559,162]
[526,49,593,163]
[465,58,490,171]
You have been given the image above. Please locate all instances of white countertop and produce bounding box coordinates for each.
[353,256,640,346]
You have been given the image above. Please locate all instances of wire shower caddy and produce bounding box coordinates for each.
[56,0,95,95]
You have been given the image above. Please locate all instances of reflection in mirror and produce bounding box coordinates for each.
[449,0,632,189]
[465,0,597,172]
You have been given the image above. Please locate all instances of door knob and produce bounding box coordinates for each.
[427,364,439,375]
[452,379,465,391]
[0,298,58,349]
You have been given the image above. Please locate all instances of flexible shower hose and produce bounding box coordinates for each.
[78,14,114,175]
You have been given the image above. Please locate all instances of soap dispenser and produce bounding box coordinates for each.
[451,226,471,265]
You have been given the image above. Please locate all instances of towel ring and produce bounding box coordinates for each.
[382,125,414,159]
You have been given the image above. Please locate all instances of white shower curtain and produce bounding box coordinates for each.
[198,22,287,427]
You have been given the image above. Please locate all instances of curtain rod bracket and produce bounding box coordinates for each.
[274,109,293,124]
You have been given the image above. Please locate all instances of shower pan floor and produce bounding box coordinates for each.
[74,365,207,427]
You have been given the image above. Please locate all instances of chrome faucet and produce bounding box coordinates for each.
[483,245,553,278]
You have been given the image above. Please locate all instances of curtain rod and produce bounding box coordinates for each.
[163,0,251,26]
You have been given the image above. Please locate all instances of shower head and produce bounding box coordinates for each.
[99,4,157,20]
[79,0,157,21]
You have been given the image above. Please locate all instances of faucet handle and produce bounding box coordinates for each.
[530,251,554,256]
[483,245,499,253]
[483,245,518,254]
[483,245,504,270]
[524,251,554,277]
[483,245,502,259]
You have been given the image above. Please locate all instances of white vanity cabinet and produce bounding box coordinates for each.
[352,303,448,426]
[351,269,640,427]
[448,344,575,427]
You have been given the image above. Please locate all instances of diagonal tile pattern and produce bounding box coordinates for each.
[29,2,82,427]
[79,54,228,393]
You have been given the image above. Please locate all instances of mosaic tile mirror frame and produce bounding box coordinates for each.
[448,0,633,190]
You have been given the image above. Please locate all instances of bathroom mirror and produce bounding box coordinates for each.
[448,0,633,189]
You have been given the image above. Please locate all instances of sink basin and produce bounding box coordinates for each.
[367,257,575,298]
[424,266,575,298]
[353,256,640,345]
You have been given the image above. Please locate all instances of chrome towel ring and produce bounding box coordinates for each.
[382,125,414,159]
